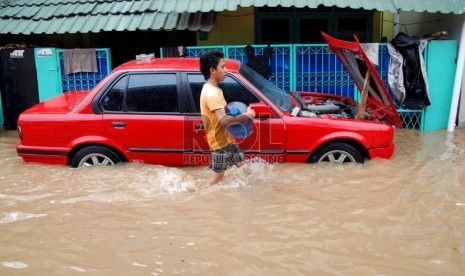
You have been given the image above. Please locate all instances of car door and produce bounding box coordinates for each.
[101,72,191,166]
[184,73,286,164]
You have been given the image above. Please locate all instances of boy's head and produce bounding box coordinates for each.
[199,50,225,80]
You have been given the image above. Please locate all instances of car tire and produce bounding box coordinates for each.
[308,142,364,164]
[70,146,123,168]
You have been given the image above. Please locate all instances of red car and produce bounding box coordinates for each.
[16,33,401,167]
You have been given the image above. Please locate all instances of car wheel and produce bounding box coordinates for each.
[309,142,364,164]
[70,146,123,168]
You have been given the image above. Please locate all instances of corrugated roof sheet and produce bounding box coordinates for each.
[0,0,464,34]
[152,0,465,14]
[0,0,217,34]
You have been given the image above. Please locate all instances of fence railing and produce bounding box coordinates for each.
[165,44,424,130]
[57,48,112,92]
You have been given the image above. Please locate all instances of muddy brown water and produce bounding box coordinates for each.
[1,129,465,275]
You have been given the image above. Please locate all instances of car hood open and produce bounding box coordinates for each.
[321,32,402,128]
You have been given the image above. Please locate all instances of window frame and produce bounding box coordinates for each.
[125,73,180,114]
[255,7,373,43]
[100,74,128,113]
[95,71,191,115]
[182,72,263,115]
[256,14,294,44]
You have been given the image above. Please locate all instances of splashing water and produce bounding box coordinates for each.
[2,261,29,269]
[220,157,275,189]
[0,212,47,224]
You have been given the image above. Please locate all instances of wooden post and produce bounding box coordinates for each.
[355,70,371,120]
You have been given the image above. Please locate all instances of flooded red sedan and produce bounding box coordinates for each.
[16,33,401,167]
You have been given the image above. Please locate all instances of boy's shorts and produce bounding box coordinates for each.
[209,143,245,173]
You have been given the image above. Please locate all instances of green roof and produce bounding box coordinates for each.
[155,0,465,14]
[0,0,217,34]
[1,0,464,34]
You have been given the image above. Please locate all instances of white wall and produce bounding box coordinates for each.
[398,12,462,38]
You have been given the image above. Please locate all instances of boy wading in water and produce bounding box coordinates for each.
[199,50,256,189]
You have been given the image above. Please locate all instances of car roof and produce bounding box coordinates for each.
[113,57,241,73]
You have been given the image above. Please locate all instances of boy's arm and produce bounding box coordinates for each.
[214,107,255,128]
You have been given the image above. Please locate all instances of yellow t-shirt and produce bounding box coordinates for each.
[200,83,234,151]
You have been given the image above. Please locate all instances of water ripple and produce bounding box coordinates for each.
[2,261,29,269]
[0,211,47,224]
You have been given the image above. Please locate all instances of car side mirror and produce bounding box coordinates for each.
[249,102,273,118]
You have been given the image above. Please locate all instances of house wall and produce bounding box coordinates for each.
[396,12,465,45]
[199,8,395,45]
[380,12,395,41]
[197,7,255,46]
[398,12,449,37]
[443,14,465,127]
[374,11,396,42]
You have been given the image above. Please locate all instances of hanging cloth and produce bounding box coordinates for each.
[388,33,431,108]
[63,48,98,75]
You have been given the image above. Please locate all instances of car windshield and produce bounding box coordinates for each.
[238,64,293,111]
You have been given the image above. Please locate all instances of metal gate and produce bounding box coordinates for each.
[163,44,424,129]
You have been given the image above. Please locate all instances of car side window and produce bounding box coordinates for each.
[126,74,179,113]
[187,74,204,113]
[188,74,260,113]
[220,76,260,106]
[102,75,127,112]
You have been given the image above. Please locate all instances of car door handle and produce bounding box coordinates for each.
[112,122,126,128]
[195,123,204,130]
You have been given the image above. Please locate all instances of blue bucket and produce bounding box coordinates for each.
[225,101,254,139]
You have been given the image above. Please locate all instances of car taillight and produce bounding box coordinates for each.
[17,125,23,141]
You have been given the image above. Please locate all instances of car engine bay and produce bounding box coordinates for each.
[290,92,359,119]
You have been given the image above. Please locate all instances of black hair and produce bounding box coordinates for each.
[199,50,224,80]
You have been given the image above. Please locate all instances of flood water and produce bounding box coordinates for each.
[1,128,465,275]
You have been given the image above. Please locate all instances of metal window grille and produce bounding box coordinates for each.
[58,49,111,92]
